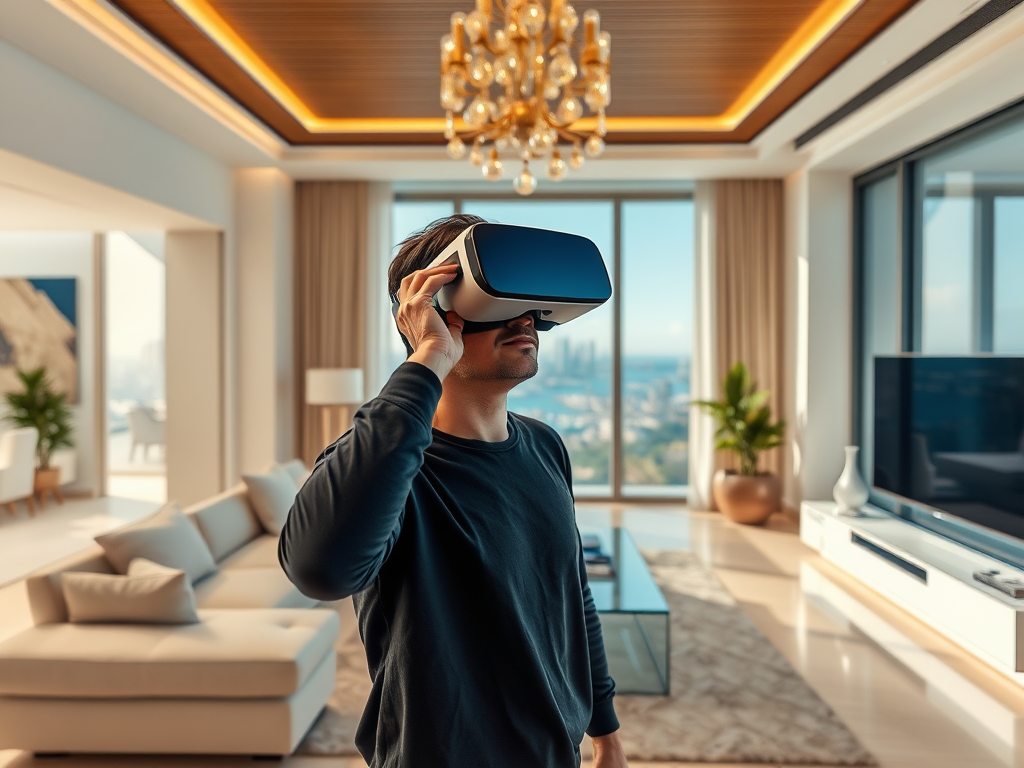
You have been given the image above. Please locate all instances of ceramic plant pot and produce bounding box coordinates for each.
[34,467,63,508]
[833,445,869,513]
[712,469,781,525]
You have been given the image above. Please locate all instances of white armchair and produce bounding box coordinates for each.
[127,407,166,461]
[0,427,38,516]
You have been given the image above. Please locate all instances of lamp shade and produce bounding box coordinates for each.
[306,368,364,405]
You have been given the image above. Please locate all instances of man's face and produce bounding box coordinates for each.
[445,311,539,383]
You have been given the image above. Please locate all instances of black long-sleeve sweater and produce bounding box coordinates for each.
[279,361,618,768]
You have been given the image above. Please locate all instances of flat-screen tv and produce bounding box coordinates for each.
[874,356,1024,541]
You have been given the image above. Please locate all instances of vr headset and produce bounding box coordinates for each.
[391,223,612,354]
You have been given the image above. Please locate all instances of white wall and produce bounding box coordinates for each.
[1,40,240,504]
[165,231,223,506]
[234,168,294,474]
[783,169,853,504]
[0,232,99,494]
[0,41,233,229]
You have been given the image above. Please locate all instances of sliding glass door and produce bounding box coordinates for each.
[104,232,166,503]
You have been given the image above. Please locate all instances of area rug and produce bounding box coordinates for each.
[297,550,877,765]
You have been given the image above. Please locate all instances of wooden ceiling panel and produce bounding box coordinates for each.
[109,0,921,145]
[113,0,309,141]
[208,0,826,118]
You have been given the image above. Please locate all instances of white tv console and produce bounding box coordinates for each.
[800,501,1024,684]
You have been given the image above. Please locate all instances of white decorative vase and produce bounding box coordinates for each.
[833,445,869,515]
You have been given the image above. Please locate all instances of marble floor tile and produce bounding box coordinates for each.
[0,495,159,588]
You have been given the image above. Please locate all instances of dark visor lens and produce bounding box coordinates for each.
[469,223,611,302]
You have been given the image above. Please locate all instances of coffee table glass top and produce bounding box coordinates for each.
[580,526,670,694]
[581,527,669,614]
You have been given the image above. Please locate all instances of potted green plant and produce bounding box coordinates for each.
[2,368,74,505]
[694,361,786,525]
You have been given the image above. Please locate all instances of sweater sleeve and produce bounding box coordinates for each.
[548,427,619,737]
[577,534,620,737]
[278,362,442,601]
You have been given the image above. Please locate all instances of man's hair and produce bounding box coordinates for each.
[388,213,485,301]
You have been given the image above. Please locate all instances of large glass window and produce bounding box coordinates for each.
[994,196,1024,353]
[105,232,166,503]
[620,200,694,495]
[855,100,1024,482]
[857,174,899,483]
[388,194,694,499]
[462,201,615,494]
[915,113,1024,353]
[919,192,973,353]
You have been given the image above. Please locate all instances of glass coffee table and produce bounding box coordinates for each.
[582,527,670,695]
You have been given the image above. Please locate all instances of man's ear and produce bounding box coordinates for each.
[444,310,465,331]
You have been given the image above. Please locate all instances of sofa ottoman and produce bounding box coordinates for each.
[0,608,339,755]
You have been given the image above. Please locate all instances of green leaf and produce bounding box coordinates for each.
[1,367,75,467]
[694,361,785,472]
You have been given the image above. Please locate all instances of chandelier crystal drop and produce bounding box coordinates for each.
[440,0,611,194]
[513,161,537,195]
[482,147,504,181]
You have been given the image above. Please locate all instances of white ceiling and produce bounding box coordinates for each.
[0,0,981,176]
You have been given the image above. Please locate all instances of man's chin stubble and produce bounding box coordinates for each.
[451,353,539,382]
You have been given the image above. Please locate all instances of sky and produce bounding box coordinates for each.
[921,196,973,353]
[921,193,1024,354]
[390,198,695,364]
[994,197,1024,353]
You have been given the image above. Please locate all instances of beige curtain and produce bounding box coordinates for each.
[713,179,785,478]
[294,181,369,466]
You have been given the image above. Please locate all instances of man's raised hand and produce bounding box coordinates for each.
[396,263,464,382]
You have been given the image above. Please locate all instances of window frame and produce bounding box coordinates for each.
[394,190,694,502]
[852,96,1024,486]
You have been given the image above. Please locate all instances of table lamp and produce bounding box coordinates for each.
[306,368,364,448]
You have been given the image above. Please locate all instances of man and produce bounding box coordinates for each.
[280,214,628,768]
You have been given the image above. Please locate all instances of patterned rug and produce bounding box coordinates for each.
[297,550,877,765]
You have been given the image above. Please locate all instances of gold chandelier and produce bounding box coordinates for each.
[440,0,611,195]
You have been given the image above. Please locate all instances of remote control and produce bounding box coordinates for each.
[973,570,1024,598]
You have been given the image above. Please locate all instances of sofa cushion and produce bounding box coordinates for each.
[61,559,198,625]
[184,484,263,561]
[193,567,316,610]
[218,534,280,570]
[95,503,217,585]
[281,458,310,488]
[0,608,339,699]
[26,547,115,625]
[242,465,297,535]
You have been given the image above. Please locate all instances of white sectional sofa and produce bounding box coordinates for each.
[0,480,339,757]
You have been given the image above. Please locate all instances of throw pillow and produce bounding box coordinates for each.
[61,558,199,624]
[95,502,218,584]
[280,458,311,489]
[243,464,297,535]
